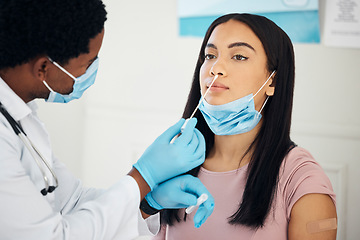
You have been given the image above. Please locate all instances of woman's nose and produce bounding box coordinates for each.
[210,71,223,77]
[209,59,226,77]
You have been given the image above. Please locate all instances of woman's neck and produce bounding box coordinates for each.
[203,122,261,172]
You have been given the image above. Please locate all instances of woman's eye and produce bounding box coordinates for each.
[204,54,216,60]
[232,54,248,61]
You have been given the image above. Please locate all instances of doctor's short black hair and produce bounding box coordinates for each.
[0,0,107,70]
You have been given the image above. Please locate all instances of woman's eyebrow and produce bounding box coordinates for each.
[228,42,255,52]
[205,42,256,52]
[205,43,217,49]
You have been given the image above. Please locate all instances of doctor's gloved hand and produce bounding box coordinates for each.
[133,118,205,190]
[145,175,215,228]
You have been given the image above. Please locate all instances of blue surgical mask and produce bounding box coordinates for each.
[43,57,99,103]
[199,71,275,136]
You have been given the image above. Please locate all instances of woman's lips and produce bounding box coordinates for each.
[207,82,229,92]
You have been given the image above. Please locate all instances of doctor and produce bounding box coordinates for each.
[0,0,214,239]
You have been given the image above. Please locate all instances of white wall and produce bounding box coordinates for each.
[37,0,360,239]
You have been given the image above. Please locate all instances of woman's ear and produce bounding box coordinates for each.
[266,85,275,96]
[266,72,276,96]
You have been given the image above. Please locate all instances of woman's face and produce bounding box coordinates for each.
[200,19,274,109]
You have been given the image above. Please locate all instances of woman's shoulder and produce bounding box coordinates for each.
[277,146,336,221]
[281,146,320,173]
[278,146,330,195]
[279,146,335,205]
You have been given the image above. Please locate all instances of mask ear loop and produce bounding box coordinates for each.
[48,57,76,80]
[256,96,269,118]
[42,80,55,92]
[252,70,276,118]
[251,70,276,101]
[43,57,77,93]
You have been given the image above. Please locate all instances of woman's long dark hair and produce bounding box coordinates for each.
[161,13,295,228]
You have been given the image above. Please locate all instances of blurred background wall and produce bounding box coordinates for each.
[36,0,359,239]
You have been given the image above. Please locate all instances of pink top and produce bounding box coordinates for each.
[153,147,336,240]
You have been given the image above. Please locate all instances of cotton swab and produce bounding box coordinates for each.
[181,75,219,132]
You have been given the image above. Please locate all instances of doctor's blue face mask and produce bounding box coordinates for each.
[43,57,99,103]
[199,71,275,136]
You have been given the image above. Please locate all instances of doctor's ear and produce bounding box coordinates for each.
[32,57,51,81]
[265,71,276,96]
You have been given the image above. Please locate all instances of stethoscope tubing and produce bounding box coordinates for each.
[0,102,58,195]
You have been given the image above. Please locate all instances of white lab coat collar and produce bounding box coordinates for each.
[0,76,36,121]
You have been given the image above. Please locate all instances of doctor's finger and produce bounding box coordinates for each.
[202,196,215,212]
[175,118,197,146]
[185,130,200,155]
[185,131,205,167]
[193,205,210,228]
[192,129,206,159]
[159,118,185,143]
[182,176,210,198]
[173,192,198,208]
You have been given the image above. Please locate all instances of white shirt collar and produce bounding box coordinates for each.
[0,76,35,121]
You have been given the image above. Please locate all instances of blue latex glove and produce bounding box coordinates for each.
[133,118,205,190]
[145,175,215,228]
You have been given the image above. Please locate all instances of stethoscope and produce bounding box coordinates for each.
[0,101,58,196]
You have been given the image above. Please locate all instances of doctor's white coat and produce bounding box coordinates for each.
[0,77,158,240]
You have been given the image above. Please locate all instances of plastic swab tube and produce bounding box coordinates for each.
[185,193,208,214]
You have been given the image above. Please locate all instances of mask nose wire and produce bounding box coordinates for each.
[250,70,276,101]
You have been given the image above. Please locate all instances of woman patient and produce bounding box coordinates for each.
[154,13,337,240]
